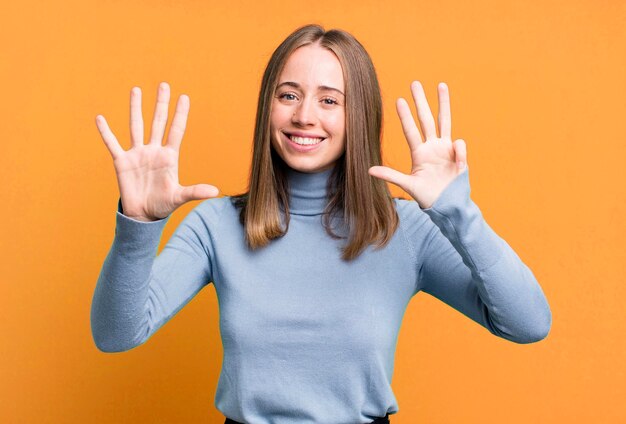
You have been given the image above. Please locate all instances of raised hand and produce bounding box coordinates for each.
[96,82,219,222]
[368,81,467,209]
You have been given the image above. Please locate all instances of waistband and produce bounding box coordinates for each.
[224,412,390,424]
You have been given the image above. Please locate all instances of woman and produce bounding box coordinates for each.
[91,24,551,424]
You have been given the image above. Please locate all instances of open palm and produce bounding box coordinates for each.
[96,82,219,221]
[369,81,467,209]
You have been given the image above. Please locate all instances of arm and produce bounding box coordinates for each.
[418,168,552,343]
[90,199,214,353]
[370,81,551,343]
[92,82,220,352]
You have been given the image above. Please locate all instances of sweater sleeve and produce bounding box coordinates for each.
[90,198,215,353]
[417,167,552,344]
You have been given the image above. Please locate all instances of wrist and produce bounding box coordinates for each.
[123,214,159,222]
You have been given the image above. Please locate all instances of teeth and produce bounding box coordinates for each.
[289,135,324,145]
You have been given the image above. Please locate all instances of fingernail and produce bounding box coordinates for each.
[457,161,465,170]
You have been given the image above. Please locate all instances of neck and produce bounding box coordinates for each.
[285,167,335,216]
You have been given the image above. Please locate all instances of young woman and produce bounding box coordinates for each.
[91,24,551,424]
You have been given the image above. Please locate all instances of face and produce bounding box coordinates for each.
[270,44,346,173]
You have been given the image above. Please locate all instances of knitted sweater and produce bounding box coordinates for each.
[91,166,551,424]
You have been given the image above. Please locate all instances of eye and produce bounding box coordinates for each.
[321,97,339,105]
[278,92,298,101]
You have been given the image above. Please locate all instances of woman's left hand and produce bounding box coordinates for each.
[369,81,467,209]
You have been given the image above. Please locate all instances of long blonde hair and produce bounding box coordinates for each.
[232,24,399,261]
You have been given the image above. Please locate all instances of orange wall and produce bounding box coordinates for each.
[1,0,625,422]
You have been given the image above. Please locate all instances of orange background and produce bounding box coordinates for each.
[2,0,625,422]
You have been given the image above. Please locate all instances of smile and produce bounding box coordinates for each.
[287,134,325,145]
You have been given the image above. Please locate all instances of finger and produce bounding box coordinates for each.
[149,82,170,146]
[179,184,220,204]
[166,94,190,152]
[396,98,423,151]
[129,86,144,147]
[437,82,452,139]
[368,166,412,191]
[454,139,467,171]
[410,81,438,141]
[95,115,125,159]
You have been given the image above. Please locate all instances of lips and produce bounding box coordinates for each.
[282,131,326,145]
[281,131,325,152]
[283,130,326,139]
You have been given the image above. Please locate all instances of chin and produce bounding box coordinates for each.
[285,160,332,173]
[272,151,329,174]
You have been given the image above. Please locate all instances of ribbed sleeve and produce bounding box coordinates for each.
[90,199,214,352]
[418,167,552,343]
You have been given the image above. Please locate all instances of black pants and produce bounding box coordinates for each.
[224,413,390,424]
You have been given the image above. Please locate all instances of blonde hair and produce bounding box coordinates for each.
[232,24,399,261]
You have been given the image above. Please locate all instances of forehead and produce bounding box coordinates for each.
[279,44,344,90]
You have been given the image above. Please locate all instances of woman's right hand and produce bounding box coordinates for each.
[96,82,219,222]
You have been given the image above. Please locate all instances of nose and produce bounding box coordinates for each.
[292,98,317,126]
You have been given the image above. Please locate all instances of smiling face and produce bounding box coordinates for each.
[270,43,346,173]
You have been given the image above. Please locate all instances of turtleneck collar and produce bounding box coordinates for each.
[285,166,335,216]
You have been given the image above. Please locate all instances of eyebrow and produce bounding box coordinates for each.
[276,81,345,97]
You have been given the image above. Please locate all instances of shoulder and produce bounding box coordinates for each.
[392,197,437,240]
[393,197,426,222]
[192,196,240,222]
[171,196,243,245]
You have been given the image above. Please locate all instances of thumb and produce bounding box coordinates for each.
[454,139,467,172]
[179,184,220,204]
[368,166,411,190]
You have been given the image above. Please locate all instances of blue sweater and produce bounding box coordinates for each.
[91,166,551,424]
